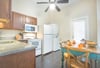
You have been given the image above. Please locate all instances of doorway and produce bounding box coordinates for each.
[72,17,88,43]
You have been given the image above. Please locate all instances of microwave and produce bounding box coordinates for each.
[25,24,38,32]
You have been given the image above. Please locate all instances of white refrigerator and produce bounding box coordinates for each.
[42,24,60,54]
[52,24,60,51]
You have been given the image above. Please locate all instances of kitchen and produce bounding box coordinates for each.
[0,0,99,68]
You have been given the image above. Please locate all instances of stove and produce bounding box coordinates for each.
[28,39,41,56]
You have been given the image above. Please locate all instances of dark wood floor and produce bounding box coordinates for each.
[36,50,62,68]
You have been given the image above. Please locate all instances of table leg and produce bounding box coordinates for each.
[95,60,100,68]
[90,60,96,68]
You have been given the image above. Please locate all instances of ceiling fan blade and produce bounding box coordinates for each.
[55,5,61,12]
[45,6,49,12]
[37,2,49,4]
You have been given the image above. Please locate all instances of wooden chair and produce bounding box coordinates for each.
[60,41,67,47]
[86,40,96,47]
[60,41,70,68]
[66,47,90,68]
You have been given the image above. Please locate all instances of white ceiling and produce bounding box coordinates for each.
[33,0,80,5]
[33,0,81,10]
[32,0,80,13]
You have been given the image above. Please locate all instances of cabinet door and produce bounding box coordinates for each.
[0,0,11,19]
[25,16,37,25]
[25,16,31,24]
[0,0,12,29]
[21,14,26,29]
[12,12,37,30]
[12,12,24,30]
[30,17,37,25]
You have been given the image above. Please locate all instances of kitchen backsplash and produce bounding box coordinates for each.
[0,29,21,40]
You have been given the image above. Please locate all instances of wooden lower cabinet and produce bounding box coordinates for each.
[0,49,36,68]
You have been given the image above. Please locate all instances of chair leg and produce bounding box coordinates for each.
[64,59,68,68]
[67,56,71,68]
[61,52,64,68]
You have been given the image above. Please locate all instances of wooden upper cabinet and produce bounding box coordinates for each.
[0,0,12,29]
[12,12,24,30]
[12,12,37,30]
[30,17,37,25]
[25,16,31,24]
[0,0,11,19]
[0,0,37,29]
[26,16,37,25]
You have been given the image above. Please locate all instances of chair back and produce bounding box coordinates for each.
[66,47,89,68]
[60,41,67,47]
[86,40,97,47]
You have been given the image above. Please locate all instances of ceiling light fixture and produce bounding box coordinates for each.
[49,4,56,10]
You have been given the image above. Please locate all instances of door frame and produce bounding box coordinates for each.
[70,16,89,40]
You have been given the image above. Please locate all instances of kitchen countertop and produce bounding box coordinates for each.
[0,40,35,56]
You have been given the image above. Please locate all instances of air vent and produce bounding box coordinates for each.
[57,0,69,3]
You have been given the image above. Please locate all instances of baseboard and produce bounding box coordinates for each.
[53,49,60,52]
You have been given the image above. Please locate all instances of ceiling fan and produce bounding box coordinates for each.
[37,0,69,12]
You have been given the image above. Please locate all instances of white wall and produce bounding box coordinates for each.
[37,6,71,41]
[97,0,100,44]
[67,0,97,42]
[37,0,97,42]
[12,0,97,42]
[0,29,21,40]
[12,0,37,17]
